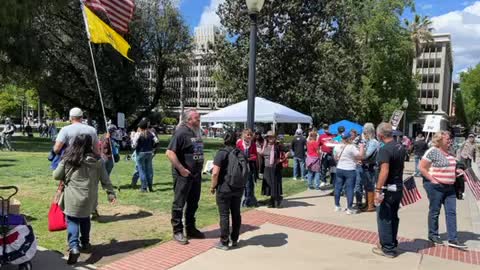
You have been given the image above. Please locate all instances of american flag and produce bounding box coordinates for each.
[83,0,135,33]
[464,168,480,201]
[401,176,422,206]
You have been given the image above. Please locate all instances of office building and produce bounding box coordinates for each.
[410,33,454,136]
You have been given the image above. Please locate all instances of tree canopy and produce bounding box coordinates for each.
[0,0,191,129]
[460,64,480,127]
[214,0,419,125]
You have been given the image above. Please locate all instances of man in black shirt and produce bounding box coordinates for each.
[373,122,405,258]
[291,129,307,180]
[166,109,205,244]
[210,132,244,250]
[413,134,428,176]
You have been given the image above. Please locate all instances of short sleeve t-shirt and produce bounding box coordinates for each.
[291,136,307,158]
[422,147,456,185]
[335,144,359,171]
[213,147,244,195]
[306,140,320,157]
[56,123,98,147]
[376,140,405,185]
[167,125,204,177]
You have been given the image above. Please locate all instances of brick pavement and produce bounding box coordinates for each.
[100,209,480,270]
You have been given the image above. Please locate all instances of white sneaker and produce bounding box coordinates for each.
[320,182,326,187]
[346,209,357,215]
[334,206,342,212]
[293,177,297,181]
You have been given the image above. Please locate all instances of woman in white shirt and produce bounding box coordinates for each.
[333,133,365,214]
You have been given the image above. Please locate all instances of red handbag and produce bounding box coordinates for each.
[48,182,67,232]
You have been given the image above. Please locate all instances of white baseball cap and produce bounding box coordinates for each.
[69,107,83,118]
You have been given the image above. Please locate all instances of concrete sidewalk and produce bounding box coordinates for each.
[99,160,480,270]
[2,247,96,270]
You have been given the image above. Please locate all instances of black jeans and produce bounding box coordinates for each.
[376,190,403,253]
[171,174,202,233]
[216,192,242,245]
[320,153,335,184]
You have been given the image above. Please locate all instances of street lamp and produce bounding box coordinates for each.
[402,98,409,136]
[246,0,265,130]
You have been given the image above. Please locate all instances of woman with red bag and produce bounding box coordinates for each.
[53,134,116,265]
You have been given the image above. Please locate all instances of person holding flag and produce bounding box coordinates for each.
[372,123,405,258]
[419,131,467,249]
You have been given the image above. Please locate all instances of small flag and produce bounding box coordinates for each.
[401,176,422,206]
[465,168,480,201]
[82,5,133,61]
[83,0,135,34]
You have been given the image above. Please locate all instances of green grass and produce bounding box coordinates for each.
[0,135,306,253]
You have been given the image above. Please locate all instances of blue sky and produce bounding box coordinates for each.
[180,0,480,80]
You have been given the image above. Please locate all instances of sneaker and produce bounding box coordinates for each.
[428,237,443,246]
[320,182,326,187]
[448,240,467,249]
[372,247,396,258]
[334,206,342,212]
[186,228,206,239]
[173,232,189,245]
[79,243,92,253]
[308,186,314,190]
[231,240,238,247]
[67,247,80,265]
[215,242,229,251]
[293,177,298,181]
[346,209,357,215]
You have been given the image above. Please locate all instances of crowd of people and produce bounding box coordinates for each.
[2,105,473,264]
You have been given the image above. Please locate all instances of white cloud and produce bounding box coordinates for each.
[421,4,433,10]
[432,1,480,81]
[198,0,225,27]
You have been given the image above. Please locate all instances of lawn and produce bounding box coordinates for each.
[0,135,306,264]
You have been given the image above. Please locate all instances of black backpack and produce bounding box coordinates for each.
[225,148,250,189]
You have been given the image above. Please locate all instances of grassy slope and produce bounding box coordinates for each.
[0,136,306,252]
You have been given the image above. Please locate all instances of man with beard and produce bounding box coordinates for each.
[166,109,205,244]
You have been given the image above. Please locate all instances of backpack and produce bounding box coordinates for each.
[225,148,250,189]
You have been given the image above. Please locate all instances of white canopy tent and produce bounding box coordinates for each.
[201,97,312,130]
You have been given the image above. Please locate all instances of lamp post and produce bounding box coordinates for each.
[402,98,409,136]
[246,0,265,130]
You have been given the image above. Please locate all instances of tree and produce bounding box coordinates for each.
[214,0,418,125]
[0,84,38,120]
[460,64,480,126]
[405,14,434,57]
[1,0,191,130]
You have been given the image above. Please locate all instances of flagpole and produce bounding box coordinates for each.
[81,2,120,191]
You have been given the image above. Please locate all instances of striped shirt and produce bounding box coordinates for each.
[422,147,456,185]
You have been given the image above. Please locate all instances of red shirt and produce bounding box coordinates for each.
[236,139,258,161]
[307,140,320,157]
[318,133,335,154]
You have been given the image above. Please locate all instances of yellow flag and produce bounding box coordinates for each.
[83,6,133,61]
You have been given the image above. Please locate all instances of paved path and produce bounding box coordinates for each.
[98,161,480,270]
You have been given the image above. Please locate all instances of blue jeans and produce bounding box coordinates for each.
[131,166,139,185]
[362,166,376,192]
[67,216,91,249]
[242,171,257,207]
[136,152,154,190]
[354,165,364,204]
[414,156,421,176]
[104,159,114,176]
[307,170,320,189]
[423,180,458,241]
[293,157,306,179]
[335,169,356,209]
[376,190,402,253]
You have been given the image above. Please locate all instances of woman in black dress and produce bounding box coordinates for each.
[260,131,288,208]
